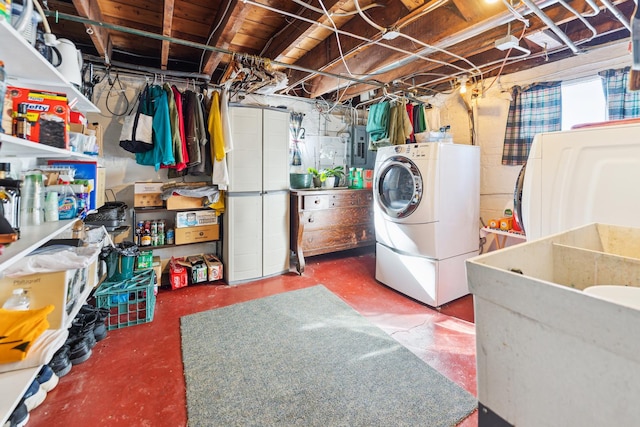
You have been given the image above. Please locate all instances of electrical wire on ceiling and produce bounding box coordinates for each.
[242,0,473,93]
[290,0,383,17]
[353,0,483,83]
[317,0,354,77]
[198,0,234,74]
[44,10,391,92]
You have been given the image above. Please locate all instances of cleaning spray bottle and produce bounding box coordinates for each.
[57,177,78,220]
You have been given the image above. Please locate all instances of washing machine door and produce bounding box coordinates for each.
[374,155,422,219]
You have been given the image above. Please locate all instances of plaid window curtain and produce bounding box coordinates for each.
[502,82,562,165]
[598,67,640,120]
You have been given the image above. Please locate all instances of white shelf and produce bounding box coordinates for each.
[0,20,99,113]
[0,133,99,159]
[0,366,39,425]
[0,219,77,275]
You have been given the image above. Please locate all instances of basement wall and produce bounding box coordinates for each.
[85,39,631,245]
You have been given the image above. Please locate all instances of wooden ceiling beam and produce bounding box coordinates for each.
[285,0,412,90]
[202,0,247,77]
[71,0,112,63]
[336,0,633,100]
[260,0,344,64]
[161,0,175,70]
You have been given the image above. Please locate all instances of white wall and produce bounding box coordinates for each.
[426,40,632,229]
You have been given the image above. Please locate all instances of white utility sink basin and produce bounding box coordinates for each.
[466,223,640,427]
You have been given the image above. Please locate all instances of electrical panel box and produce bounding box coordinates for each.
[349,125,376,170]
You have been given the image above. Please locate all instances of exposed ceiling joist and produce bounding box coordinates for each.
[71,0,112,63]
[161,0,175,70]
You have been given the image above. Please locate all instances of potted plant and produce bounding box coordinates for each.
[308,167,323,188]
[324,166,345,187]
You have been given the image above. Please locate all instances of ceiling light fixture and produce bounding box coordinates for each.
[458,75,469,94]
[381,27,401,40]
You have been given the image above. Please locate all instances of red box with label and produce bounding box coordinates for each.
[5,86,70,149]
[169,257,188,290]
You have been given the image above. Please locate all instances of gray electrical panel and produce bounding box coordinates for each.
[349,125,376,169]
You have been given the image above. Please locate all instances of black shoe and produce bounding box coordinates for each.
[93,321,108,342]
[79,305,109,341]
[4,401,29,427]
[50,345,72,378]
[66,338,92,365]
[69,311,98,349]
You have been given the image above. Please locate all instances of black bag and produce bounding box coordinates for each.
[119,85,154,153]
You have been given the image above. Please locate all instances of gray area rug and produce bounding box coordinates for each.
[180,285,477,427]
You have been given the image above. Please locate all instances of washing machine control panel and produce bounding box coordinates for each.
[393,143,433,158]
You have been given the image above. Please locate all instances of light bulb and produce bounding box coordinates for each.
[458,75,469,94]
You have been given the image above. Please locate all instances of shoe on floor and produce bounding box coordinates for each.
[2,401,29,427]
[36,365,59,392]
[66,337,92,365]
[50,345,72,378]
[22,380,46,412]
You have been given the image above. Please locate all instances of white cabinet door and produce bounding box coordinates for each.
[263,109,290,192]
[262,191,290,277]
[228,107,263,192]
[225,194,263,283]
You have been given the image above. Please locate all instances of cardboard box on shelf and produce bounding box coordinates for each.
[203,253,223,281]
[166,195,205,210]
[174,224,219,245]
[186,255,208,284]
[134,182,164,207]
[0,255,98,329]
[4,86,70,149]
[168,257,188,290]
[175,210,218,228]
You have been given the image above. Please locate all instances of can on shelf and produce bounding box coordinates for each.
[166,228,175,245]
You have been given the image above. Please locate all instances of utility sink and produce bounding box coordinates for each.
[466,223,640,427]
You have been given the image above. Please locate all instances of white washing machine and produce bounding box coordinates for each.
[373,142,480,307]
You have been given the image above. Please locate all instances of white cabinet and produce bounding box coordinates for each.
[0,18,100,426]
[223,106,290,284]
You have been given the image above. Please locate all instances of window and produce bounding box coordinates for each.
[561,77,606,130]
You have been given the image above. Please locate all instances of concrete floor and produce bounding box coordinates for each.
[28,247,477,426]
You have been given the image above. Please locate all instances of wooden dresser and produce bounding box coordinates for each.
[290,188,375,273]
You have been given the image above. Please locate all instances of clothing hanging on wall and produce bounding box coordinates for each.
[208,90,229,189]
[135,85,175,171]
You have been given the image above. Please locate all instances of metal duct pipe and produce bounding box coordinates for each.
[520,0,582,54]
[598,0,631,31]
[43,10,391,91]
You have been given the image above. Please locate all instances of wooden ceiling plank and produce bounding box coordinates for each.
[285,0,412,89]
[202,0,246,76]
[260,0,343,62]
[336,0,632,100]
[71,0,112,62]
[161,0,175,71]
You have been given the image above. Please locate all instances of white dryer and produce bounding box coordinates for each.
[373,142,480,307]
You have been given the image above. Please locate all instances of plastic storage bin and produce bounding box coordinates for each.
[93,269,156,330]
[466,223,640,427]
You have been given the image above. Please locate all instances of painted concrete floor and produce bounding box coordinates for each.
[28,247,477,426]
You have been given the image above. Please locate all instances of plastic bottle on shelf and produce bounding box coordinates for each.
[44,190,59,222]
[0,162,20,230]
[2,288,30,310]
[57,180,78,220]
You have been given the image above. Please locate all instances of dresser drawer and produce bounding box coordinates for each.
[302,224,375,252]
[302,195,329,210]
[302,207,373,230]
[302,191,372,210]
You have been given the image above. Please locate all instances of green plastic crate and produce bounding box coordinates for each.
[94,269,156,330]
